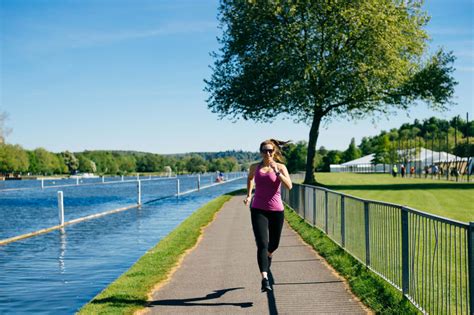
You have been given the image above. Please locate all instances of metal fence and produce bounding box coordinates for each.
[282,183,473,315]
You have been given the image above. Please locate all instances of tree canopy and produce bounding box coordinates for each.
[205,0,456,183]
[0,145,258,176]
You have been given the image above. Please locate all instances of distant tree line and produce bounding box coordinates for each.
[283,140,362,173]
[0,146,260,176]
[356,116,473,167]
[2,115,470,176]
[359,116,473,157]
[282,116,473,173]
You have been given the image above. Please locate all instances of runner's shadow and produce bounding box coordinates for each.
[266,272,278,315]
[148,287,253,308]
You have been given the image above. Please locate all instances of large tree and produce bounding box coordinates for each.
[0,144,29,173]
[205,0,456,183]
[343,138,361,162]
[284,141,308,173]
[61,151,79,174]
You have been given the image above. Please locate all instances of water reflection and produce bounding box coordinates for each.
[137,207,143,242]
[58,228,67,274]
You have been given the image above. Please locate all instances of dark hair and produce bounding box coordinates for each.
[259,139,291,163]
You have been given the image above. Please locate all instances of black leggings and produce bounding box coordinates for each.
[251,208,284,273]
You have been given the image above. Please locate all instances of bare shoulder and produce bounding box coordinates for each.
[248,163,259,177]
[277,163,288,170]
[249,162,260,171]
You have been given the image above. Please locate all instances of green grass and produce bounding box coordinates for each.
[78,190,244,315]
[313,173,473,222]
[284,206,420,314]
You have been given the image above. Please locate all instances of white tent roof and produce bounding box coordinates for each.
[341,154,376,166]
[341,148,467,166]
[402,148,467,163]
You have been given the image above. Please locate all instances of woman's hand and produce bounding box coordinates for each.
[269,158,279,173]
[244,196,251,206]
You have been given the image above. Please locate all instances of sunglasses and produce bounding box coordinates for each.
[261,149,274,154]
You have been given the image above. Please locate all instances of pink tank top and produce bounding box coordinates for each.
[251,164,284,211]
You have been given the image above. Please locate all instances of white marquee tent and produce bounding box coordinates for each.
[330,148,471,174]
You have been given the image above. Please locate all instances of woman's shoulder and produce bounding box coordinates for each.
[249,162,260,170]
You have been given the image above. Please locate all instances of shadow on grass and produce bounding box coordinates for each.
[90,295,147,307]
[225,189,246,196]
[324,182,473,191]
[90,288,254,310]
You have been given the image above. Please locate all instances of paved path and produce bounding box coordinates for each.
[144,194,369,314]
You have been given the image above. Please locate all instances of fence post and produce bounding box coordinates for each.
[41,178,44,189]
[290,185,295,209]
[286,185,289,203]
[176,179,180,197]
[468,222,474,314]
[341,195,345,248]
[197,174,201,191]
[57,191,64,226]
[313,188,317,227]
[467,112,470,183]
[102,176,105,183]
[325,190,328,234]
[296,185,300,216]
[76,177,79,185]
[302,186,306,221]
[401,207,409,295]
[137,180,141,205]
[364,201,370,266]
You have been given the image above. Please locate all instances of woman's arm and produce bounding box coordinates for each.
[244,164,257,205]
[276,164,292,190]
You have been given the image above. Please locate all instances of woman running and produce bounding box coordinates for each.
[244,139,293,292]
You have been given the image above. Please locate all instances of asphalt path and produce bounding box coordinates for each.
[144,193,369,314]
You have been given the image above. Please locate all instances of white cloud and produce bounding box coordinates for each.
[65,21,217,47]
[10,21,217,56]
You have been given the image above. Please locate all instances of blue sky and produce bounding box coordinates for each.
[1,0,472,154]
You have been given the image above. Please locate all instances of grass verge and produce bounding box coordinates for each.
[78,189,245,315]
[284,205,420,314]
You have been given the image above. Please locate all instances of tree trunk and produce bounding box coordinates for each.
[304,113,323,184]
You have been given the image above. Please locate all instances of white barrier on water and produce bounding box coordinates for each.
[0,173,246,246]
[57,191,64,226]
[137,180,141,205]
